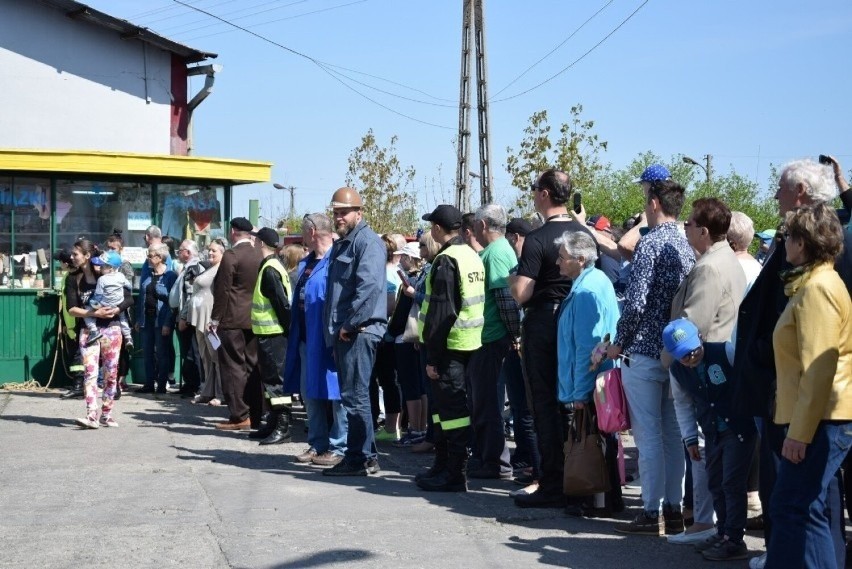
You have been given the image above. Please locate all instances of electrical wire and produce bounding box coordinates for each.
[156,0,308,35]
[491,0,649,104]
[319,62,457,104]
[491,0,614,98]
[133,0,241,26]
[172,0,455,130]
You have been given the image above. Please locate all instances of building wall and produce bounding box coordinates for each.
[0,0,178,154]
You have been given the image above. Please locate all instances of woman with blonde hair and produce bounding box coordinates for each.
[766,202,852,568]
[190,239,226,405]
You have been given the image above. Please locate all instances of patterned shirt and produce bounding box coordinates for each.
[614,221,694,358]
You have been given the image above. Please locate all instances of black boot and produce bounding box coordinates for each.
[259,410,292,445]
[249,411,278,440]
[417,452,467,492]
[415,439,448,482]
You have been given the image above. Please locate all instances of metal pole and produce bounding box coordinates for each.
[455,0,473,211]
[473,0,493,206]
[705,154,713,185]
[249,200,260,227]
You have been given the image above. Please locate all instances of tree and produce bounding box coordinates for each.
[345,129,418,235]
[505,105,608,215]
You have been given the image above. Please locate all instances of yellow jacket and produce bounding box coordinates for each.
[773,262,852,443]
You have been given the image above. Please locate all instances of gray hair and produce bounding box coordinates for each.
[474,203,507,234]
[303,212,332,234]
[148,243,169,259]
[180,240,199,257]
[782,159,837,204]
[727,211,755,252]
[554,230,598,268]
[145,225,162,239]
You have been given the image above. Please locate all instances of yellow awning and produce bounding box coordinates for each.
[0,149,271,185]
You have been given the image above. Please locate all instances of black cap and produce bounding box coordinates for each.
[251,227,280,248]
[421,204,462,230]
[230,217,253,232]
[506,217,533,236]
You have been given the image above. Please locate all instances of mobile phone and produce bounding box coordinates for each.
[573,191,582,214]
[818,154,832,165]
[396,268,410,288]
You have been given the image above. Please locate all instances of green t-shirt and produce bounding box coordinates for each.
[479,236,518,343]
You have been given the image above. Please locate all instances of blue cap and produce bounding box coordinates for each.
[755,229,776,242]
[662,318,701,360]
[91,251,123,268]
[634,164,672,184]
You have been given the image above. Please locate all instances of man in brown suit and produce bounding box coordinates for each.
[208,217,264,430]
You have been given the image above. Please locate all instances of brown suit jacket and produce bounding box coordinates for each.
[211,240,262,330]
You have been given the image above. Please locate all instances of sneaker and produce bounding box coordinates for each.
[667,526,718,545]
[509,482,539,499]
[624,473,641,489]
[99,416,119,428]
[702,538,749,561]
[364,458,380,474]
[374,429,399,442]
[124,338,134,350]
[322,459,379,477]
[614,511,662,536]
[693,533,726,553]
[392,430,426,447]
[75,417,99,429]
[208,398,222,406]
[85,330,102,346]
[748,552,767,569]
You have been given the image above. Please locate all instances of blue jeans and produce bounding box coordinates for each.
[299,342,347,455]
[766,421,852,569]
[334,332,380,464]
[621,353,684,513]
[142,324,172,391]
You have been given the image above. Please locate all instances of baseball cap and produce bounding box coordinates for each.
[662,318,702,360]
[91,251,123,268]
[755,229,776,242]
[395,241,421,259]
[633,164,672,184]
[587,215,611,232]
[230,217,253,232]
[251,227,280,248]
[422,204,462,230]
[506,217,533,236]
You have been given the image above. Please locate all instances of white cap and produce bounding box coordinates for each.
[394,241,420,259]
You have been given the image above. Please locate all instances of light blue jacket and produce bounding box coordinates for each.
[323,220,388,346]
[283,250,339,399]
[557,266,620,404]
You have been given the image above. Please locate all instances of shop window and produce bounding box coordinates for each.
[158,184,226,254]
[0,177,52,289]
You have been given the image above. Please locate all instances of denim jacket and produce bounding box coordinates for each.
[136,270,178,329]
[323,220,388,346]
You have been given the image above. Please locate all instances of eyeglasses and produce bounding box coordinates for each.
[147,254,159,258]
[530,181,542,192]
[683,220,702,229]
[177,248,188,253]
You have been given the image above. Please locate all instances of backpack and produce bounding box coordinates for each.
[593,365,630,434]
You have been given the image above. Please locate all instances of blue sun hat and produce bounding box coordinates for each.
[634,164,672,184]
[91,250,123,268]
[662,318,701,360]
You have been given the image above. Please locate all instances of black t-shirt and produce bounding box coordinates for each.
[516,217,593,308]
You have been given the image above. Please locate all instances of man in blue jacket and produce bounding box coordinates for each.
[322,188,388,477]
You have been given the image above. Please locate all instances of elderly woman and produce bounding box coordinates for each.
[66,239,134,428]
[136,243,178,394]
[727,211,763,290]
[555,229,622,516]
[190,239,225,405]
[765,202,852,568]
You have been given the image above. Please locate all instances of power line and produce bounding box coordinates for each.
[156,0,308,35]
[491,0,650,104]
[322,65,456,108]
[172,0,455,130]
[492,0,614,98]
[133,0,241,25]
[319,62,456,104]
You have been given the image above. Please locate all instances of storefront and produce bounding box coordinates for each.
[0,149,271,384]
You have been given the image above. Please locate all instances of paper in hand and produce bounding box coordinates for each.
[207,331,221,351]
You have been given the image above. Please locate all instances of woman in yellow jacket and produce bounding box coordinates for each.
[767,202,852,569]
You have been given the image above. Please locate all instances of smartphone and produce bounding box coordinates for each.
[396,268,410,288]
[819,154,832,165]
[573,191,582,214]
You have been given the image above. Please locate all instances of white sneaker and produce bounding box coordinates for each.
[99,416,119,428]
[749,552,767,569]
[666,526,717,545]
[75,417,99,429]
[624,474,641,489]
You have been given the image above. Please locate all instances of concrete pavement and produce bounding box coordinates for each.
[0,389,763,568]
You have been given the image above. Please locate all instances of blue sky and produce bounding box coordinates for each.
[86,0,852,223]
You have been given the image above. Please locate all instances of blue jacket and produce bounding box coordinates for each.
[323,220,388,346]
[557,266,620,404]
[284,250,340,399]
[136,270,178,329]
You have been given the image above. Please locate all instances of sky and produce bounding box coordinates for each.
[84,0,852,224]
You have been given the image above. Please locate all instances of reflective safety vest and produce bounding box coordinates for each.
[418,243,485,351]
[251,258,292,335]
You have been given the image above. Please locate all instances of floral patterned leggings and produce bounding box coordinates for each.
[79,325,122,421]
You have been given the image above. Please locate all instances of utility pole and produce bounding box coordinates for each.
[455,0,493,211]
[273,183,296,218]
[704,154,713,186]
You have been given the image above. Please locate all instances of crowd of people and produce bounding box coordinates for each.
[57,156,852,569]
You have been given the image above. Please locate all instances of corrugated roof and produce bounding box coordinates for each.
[36,0,217,63]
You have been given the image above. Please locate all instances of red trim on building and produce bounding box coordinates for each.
[170,54,189,156]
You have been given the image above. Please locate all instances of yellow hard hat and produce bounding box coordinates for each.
[330,187,363,209]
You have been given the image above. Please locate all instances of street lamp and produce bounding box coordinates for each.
[273,182,296,218]
[682,155,712,185]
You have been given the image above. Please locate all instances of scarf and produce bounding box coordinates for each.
[779,263,814,297]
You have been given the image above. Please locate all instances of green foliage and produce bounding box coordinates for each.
[345,129,418,235]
